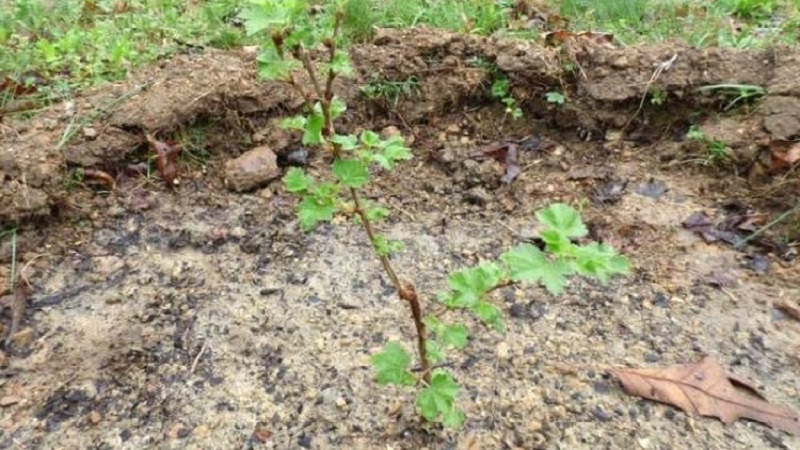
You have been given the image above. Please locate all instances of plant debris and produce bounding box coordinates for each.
[592,179,627,204]
[469,141,521,184]
[611,356,800,435]
[636,179,668,200]
[768,140,800,174]
[145,133,182,187]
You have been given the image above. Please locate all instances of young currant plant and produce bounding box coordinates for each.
[243,1,631,429]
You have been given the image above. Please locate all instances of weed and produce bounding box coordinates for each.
[697,84,767,111]
[686,125,730,164]
[244,0,629,429]
[361,77,421,109]
[650,88,666,106]
[546,91,567,106]
[470,57,523,120]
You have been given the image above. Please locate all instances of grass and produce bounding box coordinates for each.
[1,0,798,115]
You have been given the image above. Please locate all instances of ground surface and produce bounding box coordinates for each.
[0,28,799,450]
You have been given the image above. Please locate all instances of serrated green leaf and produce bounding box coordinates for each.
[258,57,300,81]
[372,341,415,386]
[573,243,630,282]
[418,370,462,427]
[372,235,404,256]
[331,134,358,151]
[471,300,505,332]
[501,243,574,295]
[374,139,413,170]
[283,167,313,193]
[330,97,347,120]
[424,315,444,335]
[535,203,587,238]
[239,5,287,36]
[540,229,574,255]
[440,262,505,308]
[360,130,381,148]
[281,116,307,131]
[365,205,390,221]
[440,323,468,349]
[331,50,354,76]
[302,109,324,145]
[426,340,445,364]
[297,195,335,231]
[332,158,369,188]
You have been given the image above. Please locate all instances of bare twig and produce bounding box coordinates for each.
[190,341,208,374]
[622,53,678,132]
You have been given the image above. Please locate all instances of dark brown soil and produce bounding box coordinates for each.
[0,28,798,450]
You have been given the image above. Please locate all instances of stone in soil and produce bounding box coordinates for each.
[224,145,281,193]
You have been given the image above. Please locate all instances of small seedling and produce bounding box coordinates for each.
[361,77,421,110]
[469,57,523,121]
[244,1,630,429]
[697,84,766,111]
[686,125,730,164]
[546,91,566,106]
[650,88,666,106]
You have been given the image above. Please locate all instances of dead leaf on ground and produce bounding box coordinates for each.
[83,169,116,190]
[145,133,182,187]
[769,140,800,174]
[610,356,800,435]
[469,142,522,184]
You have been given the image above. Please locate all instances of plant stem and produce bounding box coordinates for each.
[320,12,343,137]
[349,187,431,382]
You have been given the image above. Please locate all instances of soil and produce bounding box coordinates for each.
[0,28,799,450]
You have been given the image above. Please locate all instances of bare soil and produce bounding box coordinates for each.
[0,28,798,450]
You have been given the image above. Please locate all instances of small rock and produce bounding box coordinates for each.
[83,127,98,139]
[446,124,460,134]
[224,145,281,193]
[0,396,22,407]
[285,148,309,166]
[9,327,35,348]
[528,420,542,432]
[465,186,492,206]
[380,126,401,139]
[591,406,612,422]
[0,351,6,368]
[88,410,102,425]
[495,341,511,361]
[193,424,209,438]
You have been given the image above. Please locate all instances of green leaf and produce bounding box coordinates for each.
[426,340,445,364]
[331,50,354,76]
[471,300,504,332]
[283,167,313,193]
[439,262,505,309]
[417,370,463,428]
[540,229,574,255]
[372,342,415,386]
[573,243,630,282]
[281,116,307,131]
[374,137,413,170]
[302,108,325,145]
[330,97,347,120]
[331,134,358,151]
[440,323,468,349]
[360,130,381,148]
[372,235,404,256]
[297,195,335,231]
[332,158,369,188]
[365,205,390,221]
[535,203,587,238]
[501,243,574,295]
[239,5,287,36]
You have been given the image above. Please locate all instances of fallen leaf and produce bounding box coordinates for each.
[636,179,669,199]
[470,142,522,184]
[769,140,800,174]
[83,169,116,190]
[145,133,182,187]
[611,356,800,435]
[592,179,627,204]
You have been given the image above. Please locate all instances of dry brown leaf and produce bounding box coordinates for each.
[769,139,800,174]
[611,356,800,435]
[145,133,182,187]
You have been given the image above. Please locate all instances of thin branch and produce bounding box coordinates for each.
[349,187,431,382]
[295,45,325,102]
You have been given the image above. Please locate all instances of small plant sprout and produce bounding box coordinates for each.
[697,84,766,111]
[546,90,567,106]
[686,125,730,165]
[469,57,523,120]
[243,1,630,429]
[650,88,666,106]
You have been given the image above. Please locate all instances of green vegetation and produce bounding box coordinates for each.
[2,0,796,113]
[361,77,421,109]
[469,57,523,120]
[687,125,730,165]
[244,0,629,428]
